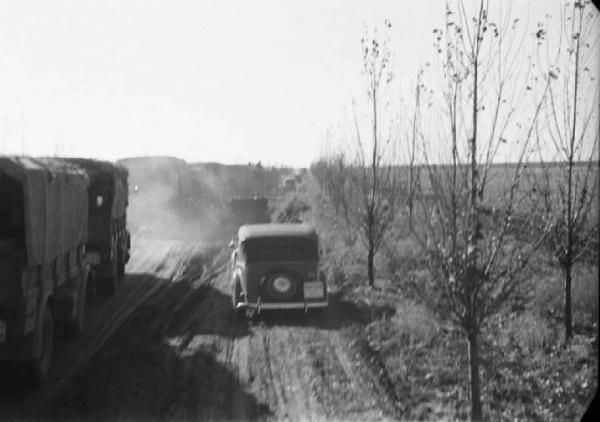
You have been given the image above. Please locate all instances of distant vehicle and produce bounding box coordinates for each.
[229,223,328,317]
[64,158,131,295]
[0,156,130,386]
[227,197,270,231]
[282,177,296,192]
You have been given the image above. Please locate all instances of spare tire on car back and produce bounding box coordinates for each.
[263,272,298,301]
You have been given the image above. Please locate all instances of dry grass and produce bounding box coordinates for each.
[297,173,598,420]
[532,263,599,330]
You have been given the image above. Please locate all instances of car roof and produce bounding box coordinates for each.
[238,223,317,241]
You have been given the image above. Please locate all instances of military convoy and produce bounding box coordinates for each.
[0,155,314,386]
[0,156,130,385]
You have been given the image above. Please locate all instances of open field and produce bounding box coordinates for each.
[296,169,598,420]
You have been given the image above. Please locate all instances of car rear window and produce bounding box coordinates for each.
[243,237,318,261]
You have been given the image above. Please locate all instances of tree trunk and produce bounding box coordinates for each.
[565,263,573,341]
[367,243,375,287]
[408,198,413,232]
[564,0,581,344]
[468,331,483,421]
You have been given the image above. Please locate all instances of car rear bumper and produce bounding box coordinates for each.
[235,298,328,313]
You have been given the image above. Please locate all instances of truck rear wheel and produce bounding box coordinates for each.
[66,272,88,336]
[26,305,54,387]
[100,256,118,296]
[117,248,125,276]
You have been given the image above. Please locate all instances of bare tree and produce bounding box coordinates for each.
[312,144,352,222]
[411,1,551,419]
[532,0,599,342]
[345,25,406,287]
[407,69,423,232]
[313,24,405,287]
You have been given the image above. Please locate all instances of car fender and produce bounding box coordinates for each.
[232,261,246,293]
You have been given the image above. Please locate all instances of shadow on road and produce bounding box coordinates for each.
[161,278,252,340]
[32,271,271,421]
[251,291,396,330]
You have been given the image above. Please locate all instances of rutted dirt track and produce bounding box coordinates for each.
[0,238,200,419]
[2,238,397,421]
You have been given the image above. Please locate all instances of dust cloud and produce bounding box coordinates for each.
[118,157,231,245]
[117,157,295,245]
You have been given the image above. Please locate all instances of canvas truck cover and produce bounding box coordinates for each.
[63,158,129,218]
[0,156,89,266]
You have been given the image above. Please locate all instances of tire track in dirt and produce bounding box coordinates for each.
[29,239,218,421]
[254,324,391,422]
[166,266,269,421]
[31,241,400,421]
[282,329,317,421]
[200,251,400,422]
[0,238,191,421]
[258,327,320,422]
[259,330,289,419]
[229,327,254,420]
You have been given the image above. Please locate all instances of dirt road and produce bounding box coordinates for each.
[2,238,397,421]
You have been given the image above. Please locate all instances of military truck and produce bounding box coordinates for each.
[282,176,296,192]
[0,157,92,384]
[64,158,130,295]
[227,197,270,232]
[0,156,130,385]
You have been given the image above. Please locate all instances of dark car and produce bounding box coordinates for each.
[282,177,296,192]
[230,223,328,316]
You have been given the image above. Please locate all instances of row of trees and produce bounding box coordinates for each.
[311,1,598,420]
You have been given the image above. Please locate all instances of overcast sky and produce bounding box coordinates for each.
[0,1,596,166]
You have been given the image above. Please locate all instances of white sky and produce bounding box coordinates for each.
[0,0,596,167]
